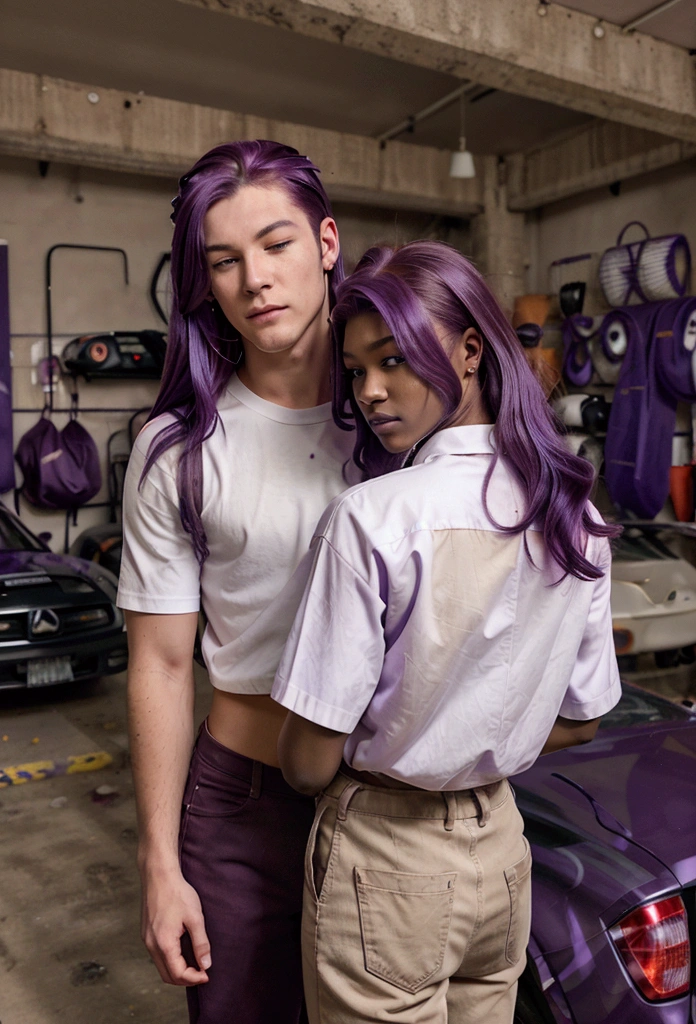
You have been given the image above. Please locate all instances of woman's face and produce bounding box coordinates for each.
[342,312,487,453]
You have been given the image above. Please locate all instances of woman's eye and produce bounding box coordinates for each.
[213,257,238,269]
[383,356,406,368]
[345,367,364,379]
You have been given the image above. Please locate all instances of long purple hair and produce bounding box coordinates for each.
[331,242,619,581]
[144,140,344,566]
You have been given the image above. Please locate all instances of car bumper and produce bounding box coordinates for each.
[0,630,128,690]
[613,608,696,654]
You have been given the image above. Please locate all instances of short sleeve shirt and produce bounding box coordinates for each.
[117,374,358,693]
[272,424,621,790]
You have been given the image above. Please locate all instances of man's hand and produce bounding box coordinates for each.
[141,865,211,986]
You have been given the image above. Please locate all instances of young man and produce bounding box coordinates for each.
[117,141,355,1024]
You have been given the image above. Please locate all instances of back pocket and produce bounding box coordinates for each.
[504,839,532,965]
[355,868,456,994]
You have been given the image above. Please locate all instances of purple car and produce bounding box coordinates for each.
[513,683,696,1023]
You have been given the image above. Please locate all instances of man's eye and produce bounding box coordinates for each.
[267,241,291,252]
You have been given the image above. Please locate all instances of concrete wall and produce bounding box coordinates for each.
[525,156,696,301]
[1,155,468,550]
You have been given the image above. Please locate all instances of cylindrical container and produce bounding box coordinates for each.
[670,465,694,522]
[513,294,551,329]
[599,222,691,307]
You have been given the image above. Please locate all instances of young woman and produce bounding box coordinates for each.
[272,242,621,1024]
[118,140,357,1024]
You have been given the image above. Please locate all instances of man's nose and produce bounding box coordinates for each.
[242,255,272,295]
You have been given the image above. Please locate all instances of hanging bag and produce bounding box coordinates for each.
[599,221,691,308]
[15,401,102,511]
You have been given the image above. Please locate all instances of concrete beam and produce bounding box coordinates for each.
[0,69,482,217]
[507,119,696,210]
[174,0,696,143]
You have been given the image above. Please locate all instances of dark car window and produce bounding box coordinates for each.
[600,686,694,729]
[612,529,678,562]
[0,511,42,552]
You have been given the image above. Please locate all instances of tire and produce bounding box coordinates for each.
[514,967,557,1024]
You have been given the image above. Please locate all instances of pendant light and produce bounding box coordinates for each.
[449,92,476,179]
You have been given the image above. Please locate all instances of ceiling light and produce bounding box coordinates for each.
[449,94,476,179]
[450,141,476,179]
[593,20,605,38]
[537,2,549,14]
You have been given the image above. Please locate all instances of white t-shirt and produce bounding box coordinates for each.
[117,374,357,693]
[272,424,621,790]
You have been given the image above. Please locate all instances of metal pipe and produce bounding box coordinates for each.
[45,244,129,413]
[377,82,480,145]
[622,0,685,33]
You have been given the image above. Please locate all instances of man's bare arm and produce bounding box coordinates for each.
[540,715,600,755]
[126,609,210,986]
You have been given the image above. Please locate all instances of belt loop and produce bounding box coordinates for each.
[337,781,361,821]
[443,792,456,832]
[473,786,491,828]
[250,761,263,799]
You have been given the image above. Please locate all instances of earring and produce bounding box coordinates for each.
[467,365,477,374]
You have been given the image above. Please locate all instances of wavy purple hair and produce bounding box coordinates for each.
[144,140,344,566]
[331,242,619,581]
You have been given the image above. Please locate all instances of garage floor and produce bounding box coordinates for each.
[0,667,211,1024]
[1,661,695,1024]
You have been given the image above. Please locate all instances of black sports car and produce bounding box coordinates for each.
[0,503,127,690]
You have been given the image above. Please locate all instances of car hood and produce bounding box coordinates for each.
[0,548,96,580]
[514,720,696,889]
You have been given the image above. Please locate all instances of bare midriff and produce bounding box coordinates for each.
[207,688,287,767]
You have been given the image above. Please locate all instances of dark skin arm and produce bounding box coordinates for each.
[277,712,348,796]
[278,711,601,795]
[540,715,600,754]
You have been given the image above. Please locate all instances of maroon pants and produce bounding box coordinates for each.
[179,723,315,1024]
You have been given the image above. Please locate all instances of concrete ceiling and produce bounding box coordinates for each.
[555,0,696,49]
[0,0,592,156]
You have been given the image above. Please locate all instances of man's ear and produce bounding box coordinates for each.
[319,217,340,271]
[451,327,484,380]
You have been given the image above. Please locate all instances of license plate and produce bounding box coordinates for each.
[27,656,74,687]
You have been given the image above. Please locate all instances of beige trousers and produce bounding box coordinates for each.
[302,771,532,1024]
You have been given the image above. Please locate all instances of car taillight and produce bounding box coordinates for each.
[612,628,634,654]
[610,896,690,1001]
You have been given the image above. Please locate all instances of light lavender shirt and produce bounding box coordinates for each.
[272,424,621,791]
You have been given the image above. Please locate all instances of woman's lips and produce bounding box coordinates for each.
[246,306,287,324]
[368,416,401,433]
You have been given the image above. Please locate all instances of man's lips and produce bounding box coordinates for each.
[246,305,287,321]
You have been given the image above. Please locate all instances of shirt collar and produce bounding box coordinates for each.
[412,424,495,466]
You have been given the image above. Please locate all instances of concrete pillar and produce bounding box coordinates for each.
[471,155,525,320]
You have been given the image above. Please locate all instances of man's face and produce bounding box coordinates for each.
[203,183,338,356]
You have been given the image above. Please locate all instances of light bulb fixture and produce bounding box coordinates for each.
[593,20,605,38]
[537,1,549,14]
[449,94,476,179]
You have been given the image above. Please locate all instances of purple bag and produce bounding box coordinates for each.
[15,411,102,510]
[604,297,696,518]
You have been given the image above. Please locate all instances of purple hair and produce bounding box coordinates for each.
[144,140,344,566]
[331,242,619,581]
